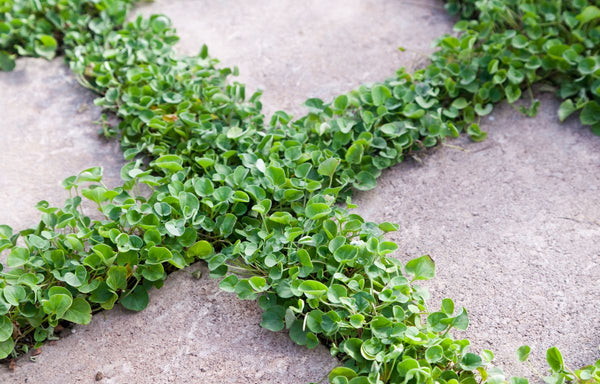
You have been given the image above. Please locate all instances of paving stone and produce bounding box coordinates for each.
[1,1,597,383]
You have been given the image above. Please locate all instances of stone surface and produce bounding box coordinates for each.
[133,0,450,117]
[353,95,600,378]
[0,0,598,383]
[0,264,336,384]
[0,58,124,228]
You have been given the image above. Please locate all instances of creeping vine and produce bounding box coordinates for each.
[0,0,599,383]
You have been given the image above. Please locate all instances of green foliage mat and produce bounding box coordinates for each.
[1,0,600,383]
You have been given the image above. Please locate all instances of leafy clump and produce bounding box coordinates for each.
[1,0,600,383]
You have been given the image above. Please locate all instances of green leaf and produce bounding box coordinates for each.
[121,286,149,312]
[450,308,469,331]
[92,243,117,266]
[219,275,239,292]
[329,367,357,383]
[576,6,600,25]
[265,165,286,186]
[187,240,213,259]
[349,314,364,328]
[425,345,443,363]
[474,103,493,116]
[260,305,286,332]
[451,97,469,109]
[505,84,521,103]
[558,100,576,122]
[289,319,310,346]
[0,316,13,342]
[179,192,199,219]
[334,95,348,110]
[378,241,398,255]
[7,247,29,268]
[379,122,406,137]
[481,349,494,363]
[152,154,183,172]
[467,123,487,142]
[142,263,165,281]
[0,337,14,359]
[546,347,564,372]
[333,244,358,263]
[248,276,267,292]
[578,57,597,75]
[218,213,237,236]
[397,357,419,376]
[402,103,425,119]
[378,222,399,232]
[3,286,25,306]
[405,255,435,281]
[353,171,376,191]
[34,35,57,60]
[64,266,88,288]
[345,143,364,164]
[42,294,73,318]
[106,266,128,291]
[348,377,369,384]
[165,218,186,237]
[461,353,482,371]
[147,246,173,264]
[63,298,92,325]
[372,84,391,106]
[305,203,331,220]
[299,280,328,299]
[77,166,103,182]
[0,51,15,72]
[517,345,531,362]
[580,101,600,125]
[317,158,340,178]
[441,298,454,315]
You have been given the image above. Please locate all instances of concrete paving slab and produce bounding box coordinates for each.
[354,95,600,377]
[0,264,337,384]
[0,1,456,383]
[0,58,124,228]
[2,1,598,383]
[132,0,451,117]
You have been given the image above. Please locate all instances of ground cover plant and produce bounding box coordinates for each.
[0,0,599,383]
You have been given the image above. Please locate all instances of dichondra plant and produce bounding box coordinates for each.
[0,0,599,383]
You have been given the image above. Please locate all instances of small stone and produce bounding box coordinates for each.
[192,269,203,279]
[95,372,103,381]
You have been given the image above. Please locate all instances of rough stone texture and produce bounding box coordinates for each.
[353,94,600,377]
[0,58,124,228]
[133,0,450,117]
[0,264,336,384]
[0,0,598,383]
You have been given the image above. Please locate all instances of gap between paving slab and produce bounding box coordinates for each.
[0,0,597,383]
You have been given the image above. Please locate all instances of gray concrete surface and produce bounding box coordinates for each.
[354,95,600,378]
[0,0,598,383]
[0,58,124,228]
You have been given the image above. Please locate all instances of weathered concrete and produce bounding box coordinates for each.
[133,0,450,118]
[0,58,124,228]
[354,95,600,378]
[0,0,598,383]
[0,263,336,384]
